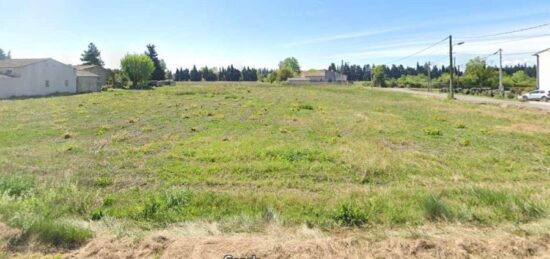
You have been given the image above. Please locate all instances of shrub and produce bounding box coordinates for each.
[333,203,368,227]
[120,54,155,89]
[0,175,35,196]
[423,195,454,221]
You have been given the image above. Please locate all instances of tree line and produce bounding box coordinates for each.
[330,61,537,82]
[173,66,272,82]
[76,42,538,90]
[368,58,537,90]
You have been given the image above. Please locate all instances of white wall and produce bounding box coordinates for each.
[539,51,550,91]
[0,59,76,99]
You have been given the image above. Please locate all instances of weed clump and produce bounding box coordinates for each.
[458,138,471,147]
[291,102,315,111]
[0,175,35,196]
[333,203,368,227]
[455,123,467,129]
[94,176,113,188]
[423,127,442,136]
[142,189,193,221]
[423,195,454,221]
[102,195,115,206]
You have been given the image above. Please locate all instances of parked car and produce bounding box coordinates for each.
[521,90,549,102]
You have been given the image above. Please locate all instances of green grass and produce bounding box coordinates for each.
[0,82,549,246]
[11,219,93,249]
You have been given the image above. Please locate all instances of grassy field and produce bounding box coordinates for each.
[0,82,549,249]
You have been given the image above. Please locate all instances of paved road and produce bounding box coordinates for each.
[379,88,550,112]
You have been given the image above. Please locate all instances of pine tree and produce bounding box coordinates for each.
[145,44,165,80]
[80,43,104,66]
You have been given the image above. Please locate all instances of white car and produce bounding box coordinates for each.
[521,90,549,102]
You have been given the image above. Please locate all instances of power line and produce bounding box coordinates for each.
[502,51,536,56]
[464,32,550,46]
[384,37,449,65]
[455,51,499,68]
[459,22,550,39]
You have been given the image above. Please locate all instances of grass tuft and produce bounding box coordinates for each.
[11,219,93,248]
[423,195,454,221]
[423,127,442,136]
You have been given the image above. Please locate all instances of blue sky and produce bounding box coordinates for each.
[1,0,550,70]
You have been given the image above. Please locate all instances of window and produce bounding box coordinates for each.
[45,80,49,87]
[6,70,12,75]
[65,80,69,87]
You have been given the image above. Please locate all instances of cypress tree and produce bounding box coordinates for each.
[190,65,201,81]
[145,44,165,80]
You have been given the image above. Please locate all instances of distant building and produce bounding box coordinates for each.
[535,48,550,91]
[288,69,347,84]
[0,59,76,99]
[74,64,111,87]
[76,70,101,93]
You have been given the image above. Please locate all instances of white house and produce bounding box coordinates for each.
[0,59,77,99]
[535,48,550,91]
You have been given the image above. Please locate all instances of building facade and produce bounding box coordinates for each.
[76,70,101,93]
[0,59,77,99]
[74,65,111,87]
[288,70,348,85]
[301,70,347,82]
[535,48,550,91]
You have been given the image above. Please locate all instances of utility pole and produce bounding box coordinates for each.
[448,35,454,99]
[498,49,504,97]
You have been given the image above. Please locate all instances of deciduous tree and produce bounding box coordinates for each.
[279,57,301,75]
[120,54,154,88]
